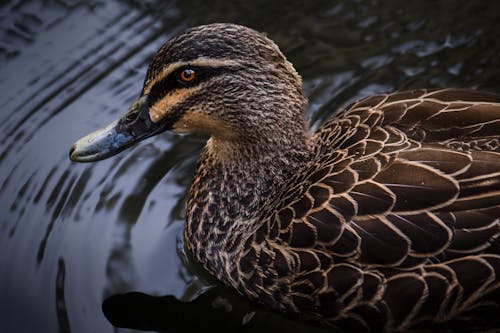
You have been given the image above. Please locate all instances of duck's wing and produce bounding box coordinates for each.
[265,89,500,267]
[244,90,500,329]
[342,88,500,151]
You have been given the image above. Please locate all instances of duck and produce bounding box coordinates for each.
[70,23,500,331]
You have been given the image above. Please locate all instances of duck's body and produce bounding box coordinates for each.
[71,24,500,331]
[187,88,500,331]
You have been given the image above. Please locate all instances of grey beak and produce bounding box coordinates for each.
[69,95,170,162]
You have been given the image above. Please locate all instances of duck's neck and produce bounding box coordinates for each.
[185,134,312,284]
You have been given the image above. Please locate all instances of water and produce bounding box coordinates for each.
[1,1,500,332]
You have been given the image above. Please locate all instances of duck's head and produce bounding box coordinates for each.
[70,23,308,163]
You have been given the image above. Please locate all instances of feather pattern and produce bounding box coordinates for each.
[230,88,500,331]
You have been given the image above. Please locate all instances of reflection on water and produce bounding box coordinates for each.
[102,287,333,333]
[1,1,500,332]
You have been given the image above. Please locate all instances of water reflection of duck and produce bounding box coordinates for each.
[70,23,500,331]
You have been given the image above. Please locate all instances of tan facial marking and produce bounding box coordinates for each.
[173,110,235,139]
[149,86,202,123]
[143,57,240,95]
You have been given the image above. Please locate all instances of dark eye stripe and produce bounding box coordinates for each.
[147,66,227,107]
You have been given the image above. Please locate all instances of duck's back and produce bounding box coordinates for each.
[248,89,500,331]
[313,88,500,261]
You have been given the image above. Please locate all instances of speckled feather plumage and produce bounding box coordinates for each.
[227,89,500,331]
[140,24,500,331]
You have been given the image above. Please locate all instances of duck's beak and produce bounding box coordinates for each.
[70,95,169,162]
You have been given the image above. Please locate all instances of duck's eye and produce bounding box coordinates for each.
[179,68,196,83]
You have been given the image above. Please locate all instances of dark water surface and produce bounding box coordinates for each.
[1,1,500,332]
